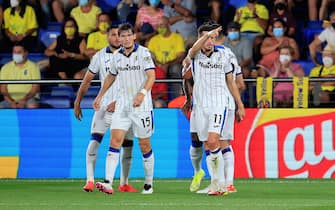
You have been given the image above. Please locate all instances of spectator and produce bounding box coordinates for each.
[28,0,48,29]
[147,16,185,99]
[308,0,330,21]
[134,0,164,45]
[44,17,89,80]
[268,0,296,37]
[84,12,111,59]
[234,0,269,42]
[309,46,335,106]
[70,0,101,37]
[268,46,304,107]
[0,0,39,53]
[223,21,253,78]
[0,43,40,108]
[117,0,144,22]
[258,18,299,76]
[51,0,78,23]
[309,11,335,66]
[161,0,197,48]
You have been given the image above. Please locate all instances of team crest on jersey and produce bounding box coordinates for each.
[143,56,151,62]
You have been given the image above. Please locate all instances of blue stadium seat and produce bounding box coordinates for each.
[39,29,61,48]
[85,86,100,97]
[80,97,95,108]
[47,22,63,31]
[96,0,119,12]
[303,27,323,47]
[50,86,75,99]
[40,96,71,108]
[294,60,315,75]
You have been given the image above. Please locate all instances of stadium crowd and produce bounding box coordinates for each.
[0,0,335,108]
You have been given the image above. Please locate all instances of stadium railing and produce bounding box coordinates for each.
[0,78,334,108]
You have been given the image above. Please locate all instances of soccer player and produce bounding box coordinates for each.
[183,22,245,195]
[74,25,137,193]
[93,23,156,195]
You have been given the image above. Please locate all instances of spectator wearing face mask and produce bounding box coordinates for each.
[268,0,296,37]
[135,0,164,45]
[70,0,102,38]
[257,18,299,77]
[0,43,41,108]
[309,11,335,66]
[147,16,185,99]
[309,46,335,106]
[268,45,304,107]
[234,0,269,43]
[84,12,111,59]
[44,17,89,80]
[223,21,253,78]
[0,0,39,53]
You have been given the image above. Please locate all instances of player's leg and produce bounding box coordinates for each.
[83,109,108,192]
[220,109,236,193]
[96,112,130,194]
[132,111,154,194]
[189,132,205,192]
[118,129,138,192]
[205,107,227,195]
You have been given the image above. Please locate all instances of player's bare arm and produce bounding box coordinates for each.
[188,26,222,59]
[226,73,245,121]
[74,71,95,120]
[133,69,155,107]
[93,73,116,111]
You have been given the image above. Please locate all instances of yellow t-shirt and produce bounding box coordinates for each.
[3,5,38,36]
[86,31,108,50]
[0,60,41,100]
[234,4,269,34]
[71,5,102,34]
[309,65,335,91]
[147,32,185,64]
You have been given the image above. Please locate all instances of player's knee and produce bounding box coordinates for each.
[139,140,151,154]
[91,133,103,143]
[206,138,219,150]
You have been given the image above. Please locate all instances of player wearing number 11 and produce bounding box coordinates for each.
[93,23,156,194]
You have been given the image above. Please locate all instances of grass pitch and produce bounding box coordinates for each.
[0,179,335,210]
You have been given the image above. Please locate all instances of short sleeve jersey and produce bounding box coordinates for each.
[110,44,155,112]
[71,5,102,34]
[216,45,242,110]
[191,47,233,108]
[88,46,119,106]
[4,5,38,36]
[86,31,108,50]
[0,60,40,100]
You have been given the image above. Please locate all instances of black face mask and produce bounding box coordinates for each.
[332,22,335,29]
[248,0,256,3]
[275,3,287,11]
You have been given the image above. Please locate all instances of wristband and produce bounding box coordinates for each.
[140,88,147,96]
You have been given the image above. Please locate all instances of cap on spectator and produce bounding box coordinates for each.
[141,22,154,34]
[227,21,241,30]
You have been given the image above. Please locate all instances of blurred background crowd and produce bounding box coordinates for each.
[0,0,335,109]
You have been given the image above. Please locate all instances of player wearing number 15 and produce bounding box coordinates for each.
[93,23,156,194]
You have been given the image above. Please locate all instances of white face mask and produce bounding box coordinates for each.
[10,0,19,8]
[279,54,291,64]
[13,53,24,63]
[322,56,333,67]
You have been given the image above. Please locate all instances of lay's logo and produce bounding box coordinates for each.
[233,109,335,179]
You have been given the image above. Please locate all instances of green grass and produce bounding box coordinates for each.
[1,179,335,210]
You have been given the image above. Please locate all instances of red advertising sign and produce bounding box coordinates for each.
[233,109,335,178]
